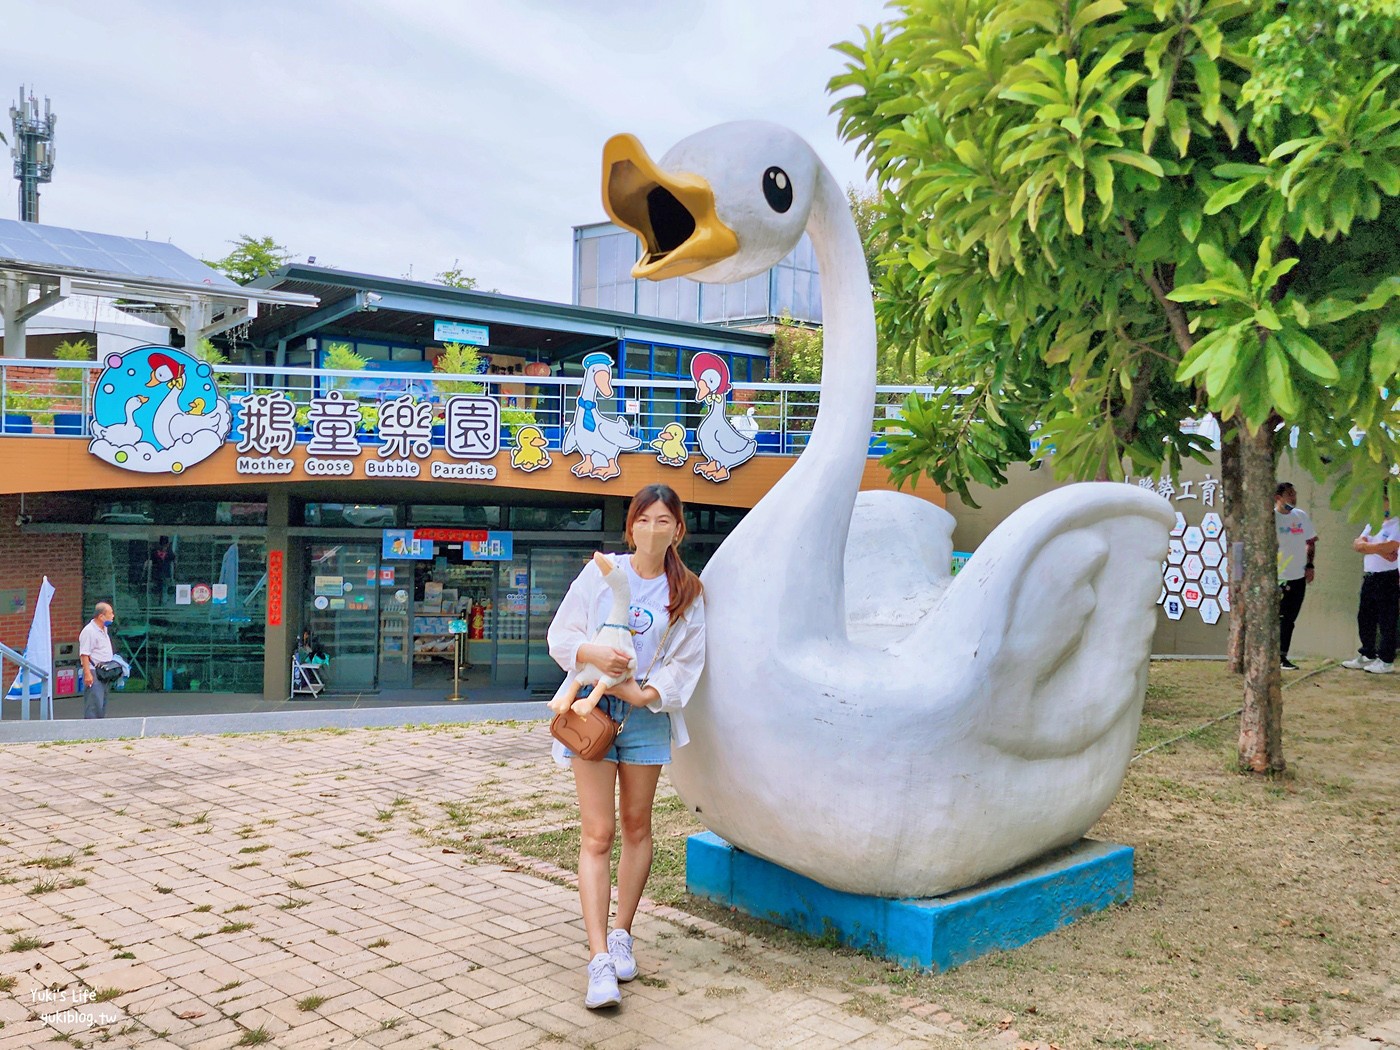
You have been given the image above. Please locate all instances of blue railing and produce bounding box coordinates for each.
[0,358,931,456]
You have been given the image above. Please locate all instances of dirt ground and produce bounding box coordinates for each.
[487,660,1399,1049]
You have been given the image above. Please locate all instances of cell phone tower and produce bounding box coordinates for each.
[10,85,57,223]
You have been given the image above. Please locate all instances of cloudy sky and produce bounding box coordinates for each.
[3,1,893,302]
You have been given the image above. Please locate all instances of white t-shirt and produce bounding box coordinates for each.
[79,620,113,666]
[1276,507,1317,582]
[590,556,673,681]
[1359,517,1400,574]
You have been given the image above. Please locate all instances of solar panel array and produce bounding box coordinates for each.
[0,218,239,289]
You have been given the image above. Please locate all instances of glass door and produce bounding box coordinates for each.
[304,542,380,692]
[526,547,598,695]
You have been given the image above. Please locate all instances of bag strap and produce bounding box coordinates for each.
[615,615,677,735]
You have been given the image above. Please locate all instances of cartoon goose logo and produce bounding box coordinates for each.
[88,345,231,475]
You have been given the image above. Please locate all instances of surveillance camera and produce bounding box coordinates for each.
[15,513,32,526]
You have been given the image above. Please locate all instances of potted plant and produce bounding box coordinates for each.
[500,405,537,445]
[2,390,55,434]
[52,338,94,435]
[431,342,485,443]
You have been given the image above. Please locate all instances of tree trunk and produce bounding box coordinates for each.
[1237,422,1284,773]
[1220,426,1246,674]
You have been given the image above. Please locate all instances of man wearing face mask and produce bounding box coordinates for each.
[79,601,116,719]
[1275,483,1317,671]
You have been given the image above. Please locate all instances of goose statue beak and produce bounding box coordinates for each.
[602,133,740,281]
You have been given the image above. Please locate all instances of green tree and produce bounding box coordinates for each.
[434,260,479,290]
[203,235,293,285]
[831,0,1400,773]
[847,185,894,285]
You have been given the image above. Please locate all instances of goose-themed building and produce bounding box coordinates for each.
[0,217,932,707]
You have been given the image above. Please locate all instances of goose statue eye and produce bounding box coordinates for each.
[763,167,793,213]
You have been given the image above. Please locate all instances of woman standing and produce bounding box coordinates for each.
[547,484,706,1008]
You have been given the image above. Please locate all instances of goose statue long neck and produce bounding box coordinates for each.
[739,163,875,644]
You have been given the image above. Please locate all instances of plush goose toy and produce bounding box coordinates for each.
[546,552,637,716]
[601,122,1172,897]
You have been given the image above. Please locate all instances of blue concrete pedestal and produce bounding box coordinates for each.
[686,832,1133,972]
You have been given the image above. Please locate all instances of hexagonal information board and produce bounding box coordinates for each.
[1156,511,1231,626]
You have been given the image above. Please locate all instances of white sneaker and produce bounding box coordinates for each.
[608,928,637,982]
[1341,656,1372,670]
[584,952,620,1009]
[1365,659,1395,675]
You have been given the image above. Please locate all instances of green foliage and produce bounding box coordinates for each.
[501,406,536,439]
[320,340,366,396]
[760,319,907,435]
[2,389,54,424]
[432,342,484,397]
[191,339,239,396]
[203,235,293,285]
[52,338,94,386]
[434,260,478,289]
[848,185,894,285]
[830,0,1400,519]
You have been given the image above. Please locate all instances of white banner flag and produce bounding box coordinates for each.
[6,576,54,699]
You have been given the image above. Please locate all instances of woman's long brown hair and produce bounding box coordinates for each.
[625,484,703,625]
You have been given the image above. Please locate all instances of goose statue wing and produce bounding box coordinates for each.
[894,484,1174,761]
[561,421,578,453]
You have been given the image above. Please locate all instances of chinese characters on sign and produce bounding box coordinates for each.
[234,393,501,480]
[1128,474,1229,627]
[267,550,284,627]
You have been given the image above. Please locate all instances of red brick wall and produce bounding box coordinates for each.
[0,495,84,653]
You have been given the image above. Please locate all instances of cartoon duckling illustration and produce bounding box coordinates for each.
[510,425,553,472]
[649,422,689,466]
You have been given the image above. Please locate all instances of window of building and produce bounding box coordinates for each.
[84,533,267,693]
[408,505,502,527]
[508,506,603,531]
[303,503,400,528]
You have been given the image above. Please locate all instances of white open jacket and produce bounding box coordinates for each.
[547,553,707,762]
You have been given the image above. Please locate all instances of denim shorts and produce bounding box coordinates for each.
[562,693,672,766]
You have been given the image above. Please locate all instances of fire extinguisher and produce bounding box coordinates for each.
[469,598,485,640]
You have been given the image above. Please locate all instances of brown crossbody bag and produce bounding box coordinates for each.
[549,618,676,762]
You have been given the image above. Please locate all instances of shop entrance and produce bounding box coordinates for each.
[402,560,497,694]
[304,542,381,692]
[299,540,598,697]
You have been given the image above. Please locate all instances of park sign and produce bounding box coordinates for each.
[433,320,489,345]
[231,389,501,481]
[85,345,755,486]
[88,346,232,475]
[1124,472,1231,628]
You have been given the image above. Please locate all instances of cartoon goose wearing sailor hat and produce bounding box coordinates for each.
[561,351,641,480]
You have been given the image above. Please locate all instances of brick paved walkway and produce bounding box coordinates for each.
[0,723,1396,1050]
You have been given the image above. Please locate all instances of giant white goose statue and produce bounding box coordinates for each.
[602,121,1173,898]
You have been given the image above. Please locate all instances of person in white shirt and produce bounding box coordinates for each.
[547,484,706,1009]
[1342,495,1399,674]
[78,601,116,718]
[1274,483,1318,670]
